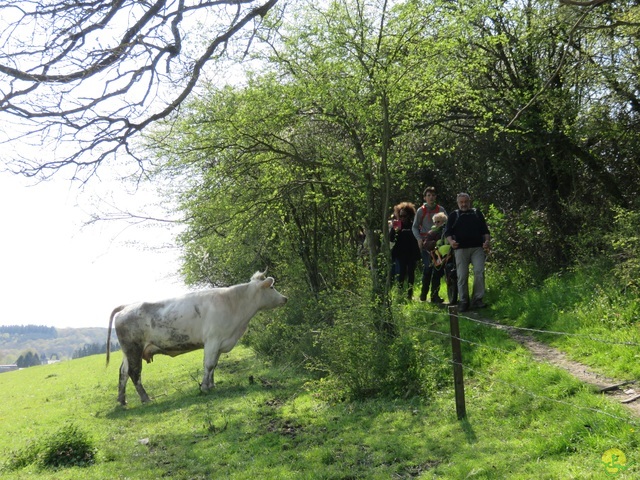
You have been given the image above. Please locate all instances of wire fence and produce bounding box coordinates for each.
[457,313,640,347]
[408,307,640,427]
[422,347,636,424]
[212,305,640,429]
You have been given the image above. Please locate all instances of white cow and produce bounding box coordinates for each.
[106,271,287,405]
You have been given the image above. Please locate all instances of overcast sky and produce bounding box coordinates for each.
[0,171,190,329]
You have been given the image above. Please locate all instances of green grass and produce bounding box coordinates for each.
[1,331,638,479]
[488,263,640,381]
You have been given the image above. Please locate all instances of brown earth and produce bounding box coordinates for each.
[469,313,640,417]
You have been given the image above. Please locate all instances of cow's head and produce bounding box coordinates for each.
[253,272,287,309]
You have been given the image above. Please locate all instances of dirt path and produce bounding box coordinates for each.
[469,314,640,417]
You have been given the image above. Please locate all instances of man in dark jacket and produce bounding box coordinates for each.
[444,193,491,312]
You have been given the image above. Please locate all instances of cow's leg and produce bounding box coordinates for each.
[117,357,129,405]
[126,348,152,403]
[201,343,222,392]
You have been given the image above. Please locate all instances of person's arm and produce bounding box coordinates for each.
[482,234,490,251]
[478,210,490,251]
[444,212,458,248]
[412,209,423,249]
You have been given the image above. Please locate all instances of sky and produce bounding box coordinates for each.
[0,171,190,329]
[0,2,257,330]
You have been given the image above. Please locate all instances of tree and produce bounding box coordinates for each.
[150,0,455,332]
[16,351,41,368]
[72,342,119,359]
[263,0,460,330]
[556,0,640,206]
[0,0,279,180]
[413,0,640,272]
[150,75,366,296]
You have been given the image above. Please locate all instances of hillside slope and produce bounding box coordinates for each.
[0,343,638,479]
[0,327,111,363]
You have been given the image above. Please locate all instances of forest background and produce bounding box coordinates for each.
[137,0,640,400]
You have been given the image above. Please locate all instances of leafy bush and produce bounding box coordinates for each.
[1,422,96,471]
[384,332,450,400]
[39,422,97,469]
[486,205,556,285]
[312,302,388,400]
[244,281,332,367]
[302,295,451,402]
[610,207,640,293]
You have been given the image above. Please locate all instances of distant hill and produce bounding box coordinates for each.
[0,325,114,364]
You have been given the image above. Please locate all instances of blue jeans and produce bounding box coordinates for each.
[453,247,486,305]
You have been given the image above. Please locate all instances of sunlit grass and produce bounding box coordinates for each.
[1,298,639,479]
[488,261,640,381]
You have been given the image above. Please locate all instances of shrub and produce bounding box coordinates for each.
[247,265,449,402]
[39,422,97,469]
[610,207,640,293]
[488,206,558,278]
[1,422,96,471]
[305,295,451,402]
[244,289,324,367]
[384,332,450,400]
[313,304,388,400]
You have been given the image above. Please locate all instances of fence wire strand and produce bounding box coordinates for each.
[415,308,640,347]
[255,305,640,429]
[420,348,639,427]
[461,315,640,347]
[403,307,640,426]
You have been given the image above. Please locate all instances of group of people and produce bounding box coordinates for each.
[389,187,491,312]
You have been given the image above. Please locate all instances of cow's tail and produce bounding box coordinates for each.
[106,305,126,367]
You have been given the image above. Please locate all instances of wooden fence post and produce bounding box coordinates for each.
[448,305,467,420]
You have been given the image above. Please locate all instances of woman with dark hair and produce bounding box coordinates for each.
[390,202,421,300]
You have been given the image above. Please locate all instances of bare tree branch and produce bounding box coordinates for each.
[0,0,279,180]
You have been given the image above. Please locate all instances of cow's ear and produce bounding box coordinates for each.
[261,278,275,289]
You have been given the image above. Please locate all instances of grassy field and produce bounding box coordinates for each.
[0,308,638,480]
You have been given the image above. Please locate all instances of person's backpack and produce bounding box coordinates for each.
[418,204,442,227]
[448,208,480,232]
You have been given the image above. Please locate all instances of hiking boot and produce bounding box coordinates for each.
[458,302,469,312]
[419,293,427,302]
[431,296,444,304]
[472,300,487,309]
